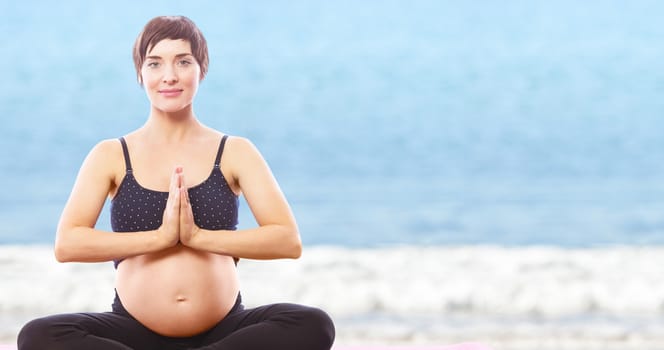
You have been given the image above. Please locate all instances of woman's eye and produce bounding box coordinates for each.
[146,62,160,68]
[178,60,192,66]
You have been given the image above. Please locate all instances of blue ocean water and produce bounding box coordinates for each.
[1,0,664,247]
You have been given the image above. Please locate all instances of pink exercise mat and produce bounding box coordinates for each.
[0,343,492,350]
[334,345,491,350]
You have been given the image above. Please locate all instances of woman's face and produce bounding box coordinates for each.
[140,39,201,114]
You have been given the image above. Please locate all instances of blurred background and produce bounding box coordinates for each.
[1,1,664,349]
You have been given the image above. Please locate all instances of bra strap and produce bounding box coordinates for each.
[214,135,229,168]
[118,137,133,173]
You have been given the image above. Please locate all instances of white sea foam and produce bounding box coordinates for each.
[2,245,664,349]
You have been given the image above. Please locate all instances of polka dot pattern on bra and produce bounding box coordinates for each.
[110,135,238,233]
[110,169,239,233]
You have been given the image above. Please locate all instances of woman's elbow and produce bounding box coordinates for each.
[290,239,303,259]
[53,231,76,262]
[285,228,302,259]
[54,242,71,262]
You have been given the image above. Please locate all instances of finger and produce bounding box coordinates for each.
[169,167,185,204]
[169,167,180,193]
[180,189,192,226]
[180,187,190,207]
[178,170,185,190]
[171,186,181,212]
[179,188,194,238]
[172,171,182,204]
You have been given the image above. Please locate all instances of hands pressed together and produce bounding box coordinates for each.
[159,167,201,248]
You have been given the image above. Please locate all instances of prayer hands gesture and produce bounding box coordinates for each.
[159,167,200,247]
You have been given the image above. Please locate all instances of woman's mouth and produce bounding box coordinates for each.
[158,89,183,97]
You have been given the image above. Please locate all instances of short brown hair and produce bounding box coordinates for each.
[132,16,209,84]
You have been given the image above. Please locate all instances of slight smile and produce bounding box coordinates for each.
[158,89,184,97]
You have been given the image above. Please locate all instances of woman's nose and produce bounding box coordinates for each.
[162,66,178,84]
[163,76,178,84]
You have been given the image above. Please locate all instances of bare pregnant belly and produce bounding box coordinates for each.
[115,245,239,337]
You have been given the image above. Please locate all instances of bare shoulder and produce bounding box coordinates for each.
[225,135,258,154]
[80,138,125,183]
[224,136,265,166]
[222,136,270,185]
[92,138,122,153]
[87,138,123,165]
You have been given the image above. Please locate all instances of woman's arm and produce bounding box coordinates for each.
[54,140,178,263]
[180,137,302,259]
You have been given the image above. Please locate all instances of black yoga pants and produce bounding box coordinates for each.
[17,293,335,350]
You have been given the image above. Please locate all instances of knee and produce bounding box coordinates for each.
[300,307,335,349]
[17,317,57,350]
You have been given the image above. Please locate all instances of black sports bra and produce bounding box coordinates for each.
[110,135,238,267]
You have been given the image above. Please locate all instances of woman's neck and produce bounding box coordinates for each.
[142,105,203,143]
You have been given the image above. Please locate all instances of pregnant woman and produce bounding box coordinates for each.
[18,15,334,350]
